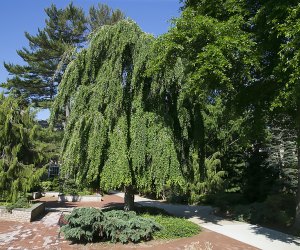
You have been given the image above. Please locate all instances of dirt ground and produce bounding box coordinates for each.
[0,194,258,250]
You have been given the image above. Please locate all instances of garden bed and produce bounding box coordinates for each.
[0,202,45,222]
[59,205,201,244]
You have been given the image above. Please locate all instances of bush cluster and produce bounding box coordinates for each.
[103,210,161,243]
[40,177,61,192]
[60,207,104,242]
[222,194,296,228]
[60,207,161,243]
[142,214,201,239]
[6,197,30,212]
[102,205,201,240]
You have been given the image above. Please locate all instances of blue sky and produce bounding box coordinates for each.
[0,0,181,120]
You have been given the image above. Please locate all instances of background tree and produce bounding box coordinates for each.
[52,21,184,210]
[273,2,300,228]
[88,3,125,32]
[0,92,57,202]
[2,3,125,108]
[3,4,87,107]
[180,0,300,227]
[147,1,256,199]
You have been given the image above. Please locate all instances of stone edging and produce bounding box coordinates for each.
[0,202,45,222]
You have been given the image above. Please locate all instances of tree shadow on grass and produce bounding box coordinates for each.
[137,200,224,224]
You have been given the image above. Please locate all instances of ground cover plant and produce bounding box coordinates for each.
[5,197,31,212]
[61,206,200,244]
[60,207,104,242]
[102,210,161,243]
[61,207,161,243]
[142,214,201,239]
[133,206,201,239]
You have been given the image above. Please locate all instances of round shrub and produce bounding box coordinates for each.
[61,207,105,242]
[61,208,161,244]
[102,210,161,243]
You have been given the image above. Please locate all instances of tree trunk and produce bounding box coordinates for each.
[295,142,300,229]
[294,103,300,229]
[124,185,135,211]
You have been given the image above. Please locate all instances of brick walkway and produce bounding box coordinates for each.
[0,194,256,250]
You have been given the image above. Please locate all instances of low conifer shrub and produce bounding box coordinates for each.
[61,208,161,243]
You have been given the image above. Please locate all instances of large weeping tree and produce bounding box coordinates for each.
[52,20,184,210]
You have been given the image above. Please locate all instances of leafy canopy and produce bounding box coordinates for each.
[52,20,184,195]
[0,93,52,201]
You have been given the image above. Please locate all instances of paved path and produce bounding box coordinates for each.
[114,192,300,250]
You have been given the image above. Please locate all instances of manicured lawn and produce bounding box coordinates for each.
[134,206,201,239]
[142,213,201,239]
[102,205,201,240]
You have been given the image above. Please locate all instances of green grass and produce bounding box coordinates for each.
[134,206,201,239]
[0,201,11,206]
[142,214,201,239]
[102,205,201,240]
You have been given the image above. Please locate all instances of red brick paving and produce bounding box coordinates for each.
[0,194,257,250]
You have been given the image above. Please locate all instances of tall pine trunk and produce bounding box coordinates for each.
[124,185,135,211]
[295,103,300,229]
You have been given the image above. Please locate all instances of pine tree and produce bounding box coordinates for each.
[3,4,86,107]
[263,116,297,195]
[0,93,55,202]
[88,3,125,32]
[2,3,125,108]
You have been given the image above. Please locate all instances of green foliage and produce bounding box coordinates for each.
[2,0,300,227]
[165,186,190,204]
[264,116,298,195]
[201,152,226,193]
[0,94,48,202]
[134,205,171,216]
[2,3,125,108]
[77,188,94,196]
[40,181,53,192]
[62,179,78,195]
[6,196,30,212]
[229,194,296,228]
[3,4,86,106]
[61,207,105,242]
[40,177,61,192]
[88,4,125,32]
[102,210,161,243]
[61,208,161,243]
[146,2,256,199]
[142,214,200,240]
[52,20,184,197]
[105,205,200,239]
[207,192,247,211]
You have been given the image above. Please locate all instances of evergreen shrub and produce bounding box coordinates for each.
[231,194,295,227]
[40,181,53,192]
[6,197,30,212]
[103,210,161,243]
[61,208,161,243]
[61,207,104,242]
